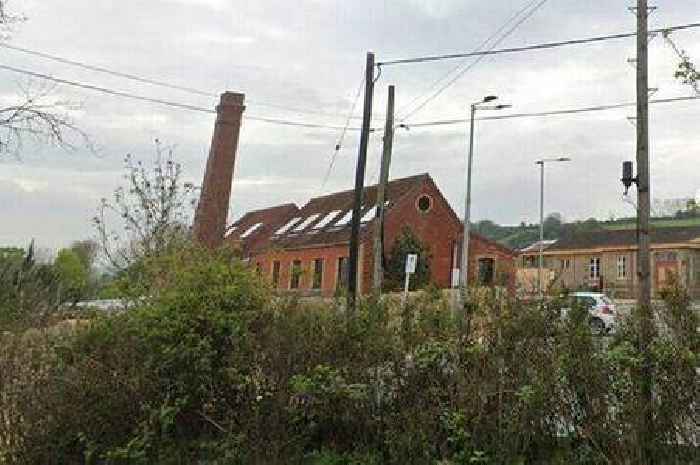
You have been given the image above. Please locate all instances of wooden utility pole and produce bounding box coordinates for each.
[635,1,654,464]
[372,85,395,293]
[347,52,375,313]
[636,1,652,315]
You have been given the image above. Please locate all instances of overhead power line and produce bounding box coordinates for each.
[378,21,700,66]
[397,0,544,118]
[319,73,366,193]
[0,63,362,131]
[0,42,218,97]
[4,62,696,134]
[395,95,700,129]
[399,0,549,121]
[0,41,363,119]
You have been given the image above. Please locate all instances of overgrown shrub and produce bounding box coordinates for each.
[1,246,697,465]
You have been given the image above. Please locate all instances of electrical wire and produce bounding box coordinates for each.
[318,74,366,193]
[0,41,363,119]
[399,0,550,121]
[0,42,218,97]
[0,63,363,131]
[4,62,697,134]
[396,0,542,119]
[379,22,700,66]
[395,95,700,129]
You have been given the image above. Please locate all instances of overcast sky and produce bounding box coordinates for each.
[1,0,699,250]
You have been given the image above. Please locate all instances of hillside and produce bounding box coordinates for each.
[475,215,700,250]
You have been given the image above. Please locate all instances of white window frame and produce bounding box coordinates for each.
[589,257,600,280]
[617,255,627,279]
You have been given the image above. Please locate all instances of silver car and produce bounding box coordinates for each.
[561,292,617,335]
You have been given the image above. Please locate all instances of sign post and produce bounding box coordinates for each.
[402,253,418,307]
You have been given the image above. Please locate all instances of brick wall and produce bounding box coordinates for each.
[360,177,517,292]
[468,237,517,290]
[252,244,351,297]
[377,176,463,289]
[248,176,517,296]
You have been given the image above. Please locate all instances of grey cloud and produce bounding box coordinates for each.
[1,0,699,250]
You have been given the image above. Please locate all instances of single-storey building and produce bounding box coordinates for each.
[226,173,517,297]
[519,226,700,298]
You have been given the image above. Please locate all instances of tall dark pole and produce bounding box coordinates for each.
[538,160,545,299]
[459,104,477,296]
[373,84,395,293]
[347,52,375,313]
[635,1,653,464]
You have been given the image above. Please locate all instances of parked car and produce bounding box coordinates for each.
[560,292,617,335]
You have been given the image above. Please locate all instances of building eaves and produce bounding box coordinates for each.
[545,226,700,253]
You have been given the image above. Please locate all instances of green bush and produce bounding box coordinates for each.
[1,245,697,465]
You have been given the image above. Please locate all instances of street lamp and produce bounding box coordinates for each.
[459,96,512,298]
[535,156,571,299]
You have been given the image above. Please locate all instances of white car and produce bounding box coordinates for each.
[560,292,617,335]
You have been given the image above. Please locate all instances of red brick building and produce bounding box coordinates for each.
[226,173,516,297]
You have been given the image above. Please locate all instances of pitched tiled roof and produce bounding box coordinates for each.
[225,203,299,253]
[547,226,700,252]
[259,173,431,251]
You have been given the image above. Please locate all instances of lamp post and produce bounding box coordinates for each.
[535,157,571,299]
[459,96,511,298]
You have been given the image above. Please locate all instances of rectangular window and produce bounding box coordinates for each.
[290,260,302,289]
[617,255,627,279]
[523,256,536,268]
[336,257,349,290]
[478,257,495,285]
[272,261,281,288]
[312,258,324,289]
[589,257,600,279]
[561,258,571,270]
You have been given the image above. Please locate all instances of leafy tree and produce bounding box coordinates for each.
[384,227,432,291]
[93,141,197,271]
[0,246,24,264]
[0,241,59,329]
[542,212,563,239]
[54,248,89,303]
[69,239,98,272]
[474,220,500,237]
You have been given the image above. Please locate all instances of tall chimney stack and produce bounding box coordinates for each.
[193,92,245,248]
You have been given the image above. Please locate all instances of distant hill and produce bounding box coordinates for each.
[602,216,700,230]
[474,215,700,251]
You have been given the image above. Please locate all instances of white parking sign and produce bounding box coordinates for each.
[405,254,418,274]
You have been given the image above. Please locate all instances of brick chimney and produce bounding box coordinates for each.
[193,92,245,248]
